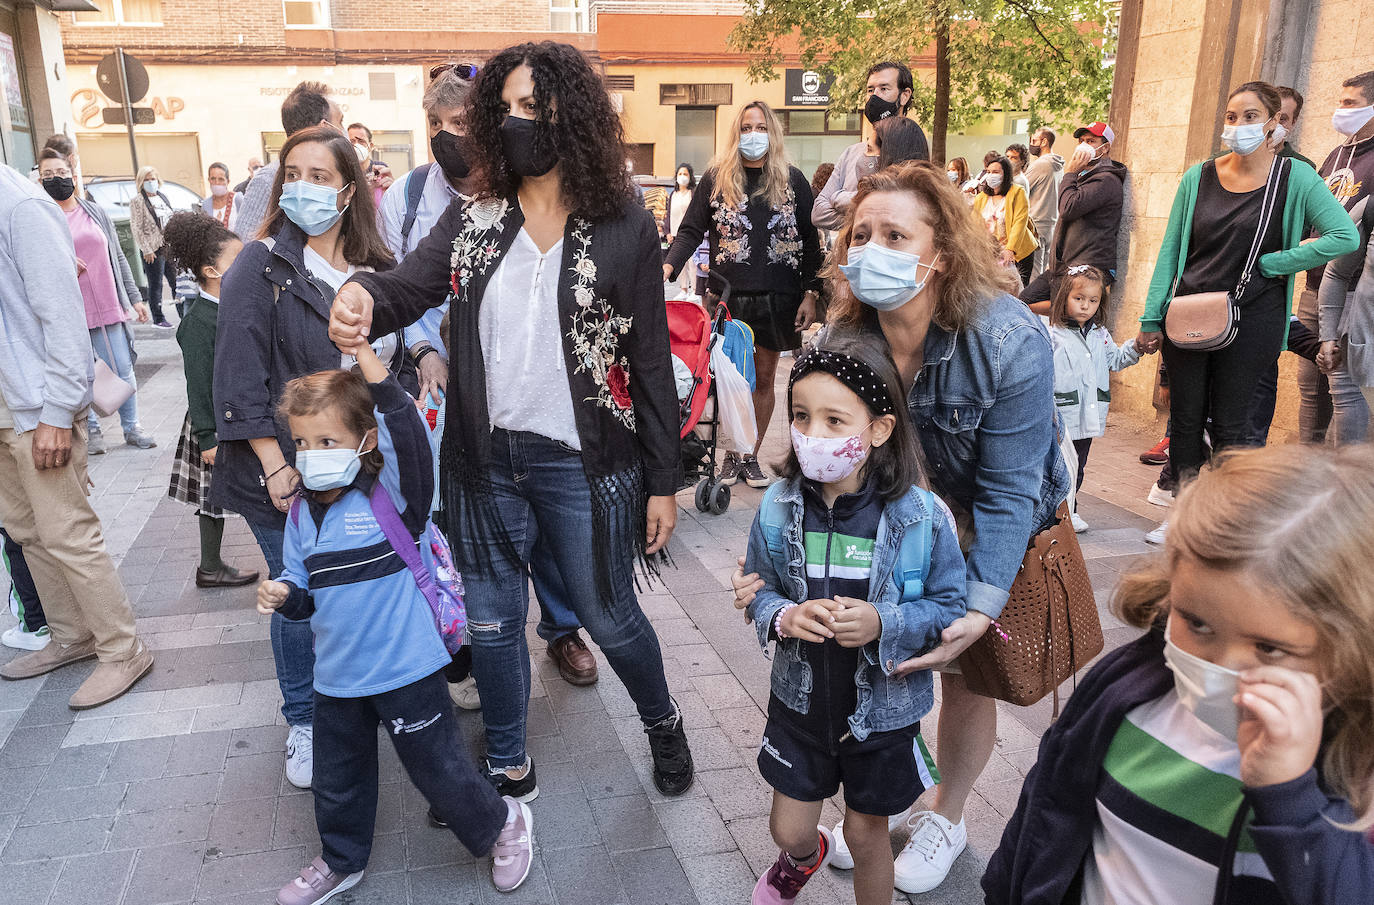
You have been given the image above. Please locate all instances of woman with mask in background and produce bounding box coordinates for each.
[973,155,1038,288]
[327,41,695,803]
[663,163,697,295]
[130,165,178,327]
[36,149,155,455]
[1134,81,1356,545]
[200,162,244,236]
[212,125,395,794]
[664,100,822,489]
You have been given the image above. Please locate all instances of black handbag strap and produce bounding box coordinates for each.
[1234,156,1287,300]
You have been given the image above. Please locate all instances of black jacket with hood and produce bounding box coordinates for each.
[1053,157,1129,276]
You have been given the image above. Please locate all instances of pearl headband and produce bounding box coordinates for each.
[787,349,895,416]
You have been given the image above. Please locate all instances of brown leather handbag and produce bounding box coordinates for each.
[1163,157,1287,352]
[959,504,1103,708]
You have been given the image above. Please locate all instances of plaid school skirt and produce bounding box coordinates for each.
[167,413,225,518]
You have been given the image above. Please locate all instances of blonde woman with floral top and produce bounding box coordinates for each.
[665,100,823,488]
[329,41,694,803]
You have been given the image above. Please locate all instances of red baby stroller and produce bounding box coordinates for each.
[666,276,739,514]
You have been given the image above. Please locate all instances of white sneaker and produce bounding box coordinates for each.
[2,624,51,651]
[285,724,314,789]
[893,811,967,894]
[827,808,911,870]
[1146,483,1174,508]
[1145,521,1168,546]
[448,676,481,711]
[1070,512,1089,533]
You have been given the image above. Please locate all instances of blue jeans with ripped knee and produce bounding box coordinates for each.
[460,429,674,769]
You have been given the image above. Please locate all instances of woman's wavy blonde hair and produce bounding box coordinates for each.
[1113,444,1374,829]
[710,100,792,211]
[825,161,1018,333]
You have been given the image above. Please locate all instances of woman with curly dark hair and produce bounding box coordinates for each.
[328,41,693,802]
[161,212,259,590]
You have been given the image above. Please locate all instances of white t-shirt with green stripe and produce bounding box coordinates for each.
[1082,691,1272,905]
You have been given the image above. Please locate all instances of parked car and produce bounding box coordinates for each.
[84,176,203,291]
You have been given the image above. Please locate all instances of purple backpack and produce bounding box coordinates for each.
[288,487,467,654]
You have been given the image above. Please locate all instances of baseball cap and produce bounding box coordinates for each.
[1074,122,1115,143]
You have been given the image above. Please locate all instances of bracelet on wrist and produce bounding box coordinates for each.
[412,344,438,365]
[774,603,797,640]
[268,462,293,480]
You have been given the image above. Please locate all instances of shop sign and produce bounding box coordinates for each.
[72,89,184,129]
[0,34,27,128]
[785,68,834,107]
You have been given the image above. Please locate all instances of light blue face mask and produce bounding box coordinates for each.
[837,242,941,311]
[739,131,770,161]
[279,180,351,236]
[296,434,369,491]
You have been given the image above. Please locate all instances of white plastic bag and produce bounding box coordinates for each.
[710,336,757,454]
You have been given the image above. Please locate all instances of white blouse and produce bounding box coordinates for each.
[478,229,580,450]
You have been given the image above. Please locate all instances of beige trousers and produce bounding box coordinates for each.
[0,422,139,661]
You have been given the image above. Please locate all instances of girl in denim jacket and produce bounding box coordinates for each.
[743,331,967,905]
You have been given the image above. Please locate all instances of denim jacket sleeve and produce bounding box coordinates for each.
[966,323,1057,618]
[743,515,795,653]
[870,505,969,670]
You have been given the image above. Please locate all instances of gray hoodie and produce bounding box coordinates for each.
[0,165,93,431]
[1026,152,1065,227]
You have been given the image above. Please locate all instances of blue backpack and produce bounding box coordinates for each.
[756,482,935,602]
[720,317,757,392]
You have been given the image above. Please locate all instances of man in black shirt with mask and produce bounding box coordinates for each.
[812,61,929,231]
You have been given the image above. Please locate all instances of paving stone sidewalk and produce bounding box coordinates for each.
[0,323,1172,905]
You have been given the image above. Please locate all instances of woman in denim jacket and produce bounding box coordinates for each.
[737,162,1071,894]
[743,331,966,905]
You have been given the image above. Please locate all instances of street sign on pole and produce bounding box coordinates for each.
[96,50,150,175]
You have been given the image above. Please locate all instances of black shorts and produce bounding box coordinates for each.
[730,290,802,353]
[757,701,927,816]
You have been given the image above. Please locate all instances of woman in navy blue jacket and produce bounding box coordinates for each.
[212,125,393,792]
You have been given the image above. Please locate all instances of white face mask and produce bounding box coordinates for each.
[296,434,369,491]
[143,179,160,194]
[1074,142,1100,163]
[353,142,370,162]
[1163,622,1242,741]
[210,184,229,197]
[947,170,959,183]
[1221,121,1269,156]
[1332,104,1374,138]
[789,424,870,484]
[677,174,690,188]
[1266,122,1289,150]
[984,172,1004,190]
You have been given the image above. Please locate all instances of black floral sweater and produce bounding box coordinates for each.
[664,166,823,297]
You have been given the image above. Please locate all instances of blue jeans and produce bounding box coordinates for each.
[531,543,582,642]
[462,429,674,768]
[247,519,315,727]
[87,324,140,435]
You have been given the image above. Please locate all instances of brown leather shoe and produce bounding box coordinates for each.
[195,564,261,588]
[547,631,598,686]
[68,639,154,709]
[0,636,97,680]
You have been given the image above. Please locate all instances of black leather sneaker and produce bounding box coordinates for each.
[646,706,694,796]
[428,758,538,828]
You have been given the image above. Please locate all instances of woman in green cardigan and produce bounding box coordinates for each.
[1136,81,1357,491]
[162,212,260,589]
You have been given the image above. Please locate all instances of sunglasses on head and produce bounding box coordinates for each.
[430,62,480,81]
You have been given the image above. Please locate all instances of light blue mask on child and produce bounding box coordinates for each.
[279,181,350,236]
[838,243,941,312]
[297,435,368,491]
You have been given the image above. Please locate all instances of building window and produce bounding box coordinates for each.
[550,0,588,33]
[284,0,329,27]
[605,74,635,92]
[73,0,163,26]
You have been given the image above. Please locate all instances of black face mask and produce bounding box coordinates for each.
[499,115,559,179]
[430,129,471,181]
[864,94,900,125]
[1030,143,1044,157]
[41,176,75,202]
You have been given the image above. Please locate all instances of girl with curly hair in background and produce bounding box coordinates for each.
[327,41,694,805]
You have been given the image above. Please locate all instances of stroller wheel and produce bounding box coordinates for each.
[694,478,713,513]
[708,480,731,515]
